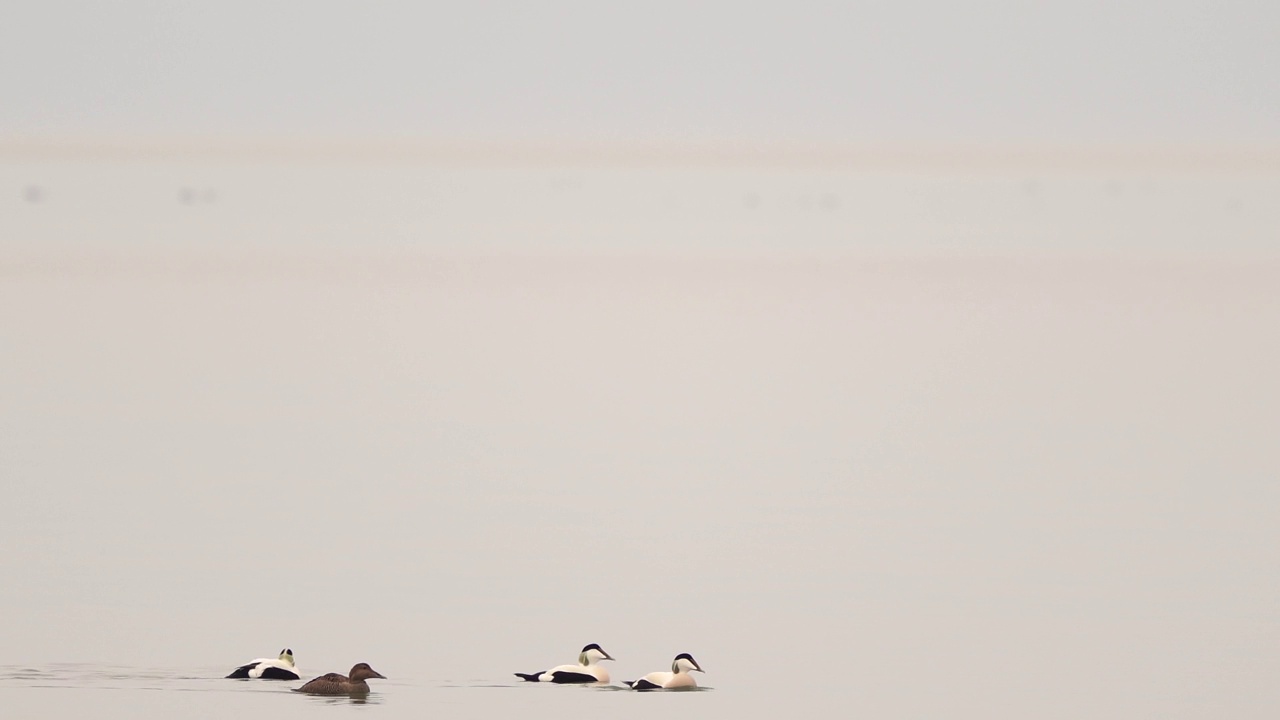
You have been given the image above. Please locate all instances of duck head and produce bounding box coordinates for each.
[578,644,615,666]
[349,663,386,682]
[672,653,703,674]
[278,649,295,667]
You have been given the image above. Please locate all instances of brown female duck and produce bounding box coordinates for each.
[295,662,386,695]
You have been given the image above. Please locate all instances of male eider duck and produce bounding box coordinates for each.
[226,648,301,680]
[295,663,386,695]
[625,653,704,690]
[514,643,615,684]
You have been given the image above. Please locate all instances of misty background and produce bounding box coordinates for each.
[2,3,1278,720]
[3,1,1278,145]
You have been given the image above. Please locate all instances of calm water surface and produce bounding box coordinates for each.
[0,664,722,719]
[1,155,1278,719]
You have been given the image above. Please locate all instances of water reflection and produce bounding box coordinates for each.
[301,692,385,706]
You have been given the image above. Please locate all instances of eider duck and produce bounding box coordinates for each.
[625,653,704,690]
[514,643,615,684]
[295,663,386,695]
[226,648,301,680]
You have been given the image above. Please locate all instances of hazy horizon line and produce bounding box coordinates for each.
[3,134,1279,171]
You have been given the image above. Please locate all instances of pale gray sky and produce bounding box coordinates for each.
[2,1,1277,145]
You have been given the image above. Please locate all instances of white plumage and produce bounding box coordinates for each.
[626,653,704,690]
[515,644,615,684]
[226,648,301,680]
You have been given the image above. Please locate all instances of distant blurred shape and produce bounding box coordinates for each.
[24,185,43,203]
[820,193,840,211]
[179,187,197,204]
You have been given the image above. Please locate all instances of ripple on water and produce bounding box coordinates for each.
[0,665,714,698]
[293,690,386,706]
[0,664,275,692]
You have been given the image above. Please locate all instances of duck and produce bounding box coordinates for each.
[226,648,301,680]
[514,643,615,684]
[295,663,386,695]
[625,653,704,690]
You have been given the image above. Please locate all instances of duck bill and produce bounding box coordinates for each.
[372,671,387,679]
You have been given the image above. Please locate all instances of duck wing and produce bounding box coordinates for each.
[226,663,257,679]
[629,678,663,690]
[296,673,350,694]
[628,671,672,690]
[258,665,300,680]
[548,670,600,684]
